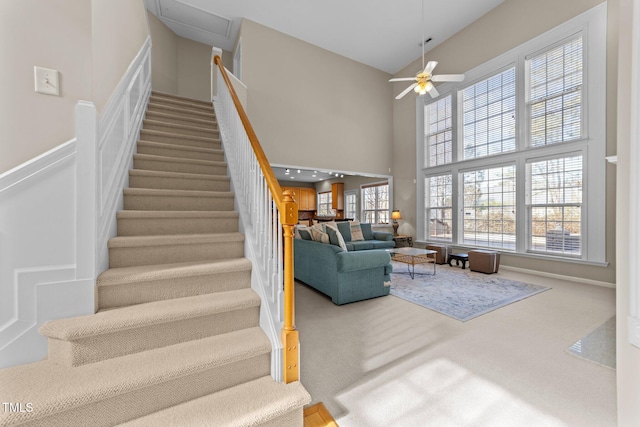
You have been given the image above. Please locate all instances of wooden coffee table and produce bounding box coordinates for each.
[390,247,437,279]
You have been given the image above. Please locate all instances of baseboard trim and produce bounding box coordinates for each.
[500,265,616,288]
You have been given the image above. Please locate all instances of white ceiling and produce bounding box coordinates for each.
[145,0,504,74]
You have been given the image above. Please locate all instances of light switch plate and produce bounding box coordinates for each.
[34,66,60,96]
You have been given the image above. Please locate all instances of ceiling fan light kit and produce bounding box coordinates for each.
[390,0,464,100]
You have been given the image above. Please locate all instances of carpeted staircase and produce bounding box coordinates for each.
[0,92,310,426]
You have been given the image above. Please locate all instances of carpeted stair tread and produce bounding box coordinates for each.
[143,119,219,136]
[97,259,252,309]
[145,110,218,128]
[129,168,230,182]
[0,327,270,426]
[97,258,251,287]
[116,210,239,221]
[147,102,215,120]
[137,140,223,156]
[40,288,259,340]
[140,128,220,144]
[121,376,311,427]
[108,232,244,249]
[133,153,226,169]
[149,95,214,112]
[151,91,213,106]
[123,187,233,199]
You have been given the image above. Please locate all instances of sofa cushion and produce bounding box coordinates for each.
[371,240,396,249]
[350,221,365,241]
[336,222,352,242]
[348,241,375,251]
[360,223,374,240]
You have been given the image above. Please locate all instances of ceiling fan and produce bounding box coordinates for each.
[390,0,464,100]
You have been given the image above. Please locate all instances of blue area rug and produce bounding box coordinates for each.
[390,261,550,322]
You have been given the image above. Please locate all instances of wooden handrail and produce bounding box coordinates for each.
[213,55,300,383]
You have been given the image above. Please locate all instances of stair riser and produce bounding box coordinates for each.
[137,145,224,162]
[98,269,251,309]
[145,112,217,129]
[117,216,239,236]
[150,93,212,107]
[26,354,269,427]
[140,130,220,148]
[48,307,260,366]
[144,121,219,139]
[150,96,213,110]
[133,158,227,175]
[147,104,215,121]
[123,194,234,211]
[129,174,230,192]
[109,240,244,268]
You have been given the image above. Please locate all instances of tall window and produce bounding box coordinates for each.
[425,175,453,241]
[425,95,452,166]
[317,192,333,216]
[345,191,358,220]
[528,36,583,147]
[362,183,389,224]
[462,67,516,159]
[417,5,606,263]
[462,165,516,249]
[527,155,582,255]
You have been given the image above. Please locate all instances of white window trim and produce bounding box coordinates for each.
[416,3,606,264]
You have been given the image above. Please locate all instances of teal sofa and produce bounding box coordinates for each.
[335,222,395,251]
[294,238,393,305]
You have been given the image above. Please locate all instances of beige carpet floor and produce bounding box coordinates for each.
[296,268,616,427]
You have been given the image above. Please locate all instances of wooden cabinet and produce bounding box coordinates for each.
[331,183,344,210]
[282,186,316,211]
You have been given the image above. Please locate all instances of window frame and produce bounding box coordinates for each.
[317,191,333,217]
[361,182,390,224]
[415,4,606,264]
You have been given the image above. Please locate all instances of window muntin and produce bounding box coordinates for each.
[527,155,582,255]
[362,183,389,224]
[317,192,333,216]
[345,191,357,220]
[462,67,516,159]
[425,95,452,167]
[425,174,453,241]
[462,165,516,249]
[528,36,583,147]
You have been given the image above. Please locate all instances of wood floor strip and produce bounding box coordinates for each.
[304,402,338,427]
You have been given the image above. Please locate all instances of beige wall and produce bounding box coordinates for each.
[177,37,213,102]
[615,0,640,424]
[147,11,178,95]
[0,0,149,174]
[238,19,393,176]
[392,0,616,284]
[147,11,229,102]
[91,0,149,113]
[0,0,92,173]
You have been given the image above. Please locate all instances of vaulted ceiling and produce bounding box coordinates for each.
[145,0,504,74]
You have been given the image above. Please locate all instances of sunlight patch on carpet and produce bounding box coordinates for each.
[390,262,550,322]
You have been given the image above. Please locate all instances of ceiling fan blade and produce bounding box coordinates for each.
[431,74,465,82]
[427,85,440,98]
[396,83,418,100]
[389,77,417,82]
[424,61,438,74]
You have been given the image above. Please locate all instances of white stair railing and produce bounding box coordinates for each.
[211,50,299,383]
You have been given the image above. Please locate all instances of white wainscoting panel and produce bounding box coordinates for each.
[0,36,152,368]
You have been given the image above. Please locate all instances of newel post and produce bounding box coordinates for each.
[281,189,299,383]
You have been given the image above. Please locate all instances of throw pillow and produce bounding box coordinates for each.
[324,223,348,251]
[360,223,374,240]
[336,222,352,242]
[324,227,346,252]
[310,228,329,244]
[298,228,312,240]
[350,221,365,241]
